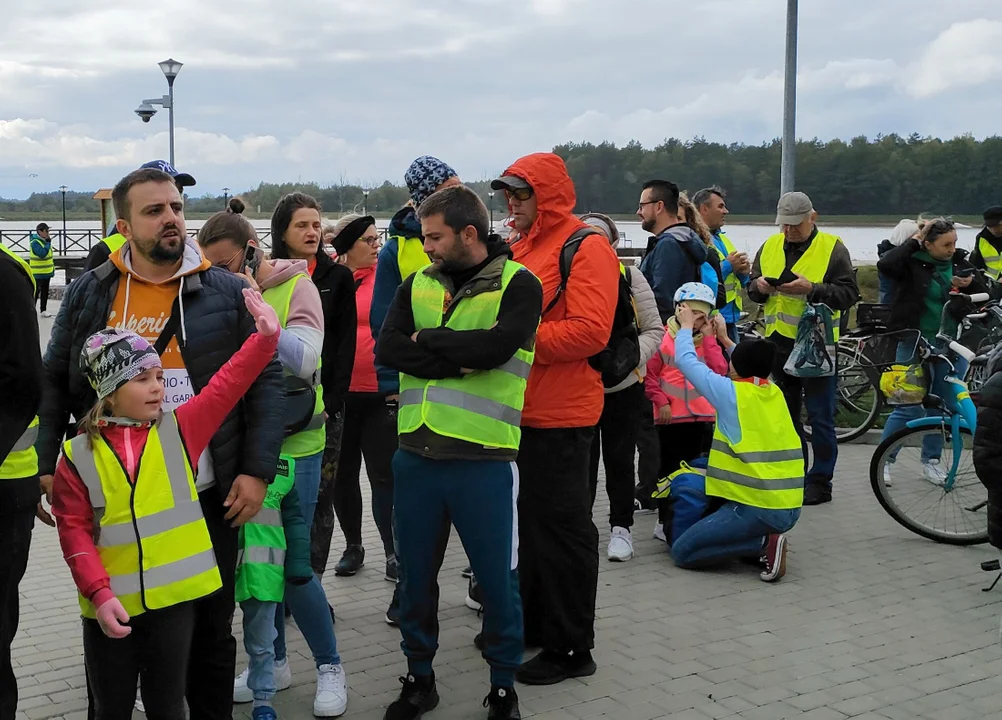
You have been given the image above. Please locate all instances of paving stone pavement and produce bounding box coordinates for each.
[13,305,1002,719]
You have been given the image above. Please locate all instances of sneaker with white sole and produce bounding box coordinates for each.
[465,574,483,612]
[607,526,634,562]
[234,656,292,703]
[41,311,52,318]
[653,522,667,543]
[883,461,893,488]
[314,663,348,717]
[760,534,788,582]
[135,696,145,713]
[923,460,948,487]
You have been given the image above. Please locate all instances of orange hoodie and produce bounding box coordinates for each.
[506,153,619,428]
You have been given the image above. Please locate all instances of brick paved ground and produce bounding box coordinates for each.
[12,305,1002,719]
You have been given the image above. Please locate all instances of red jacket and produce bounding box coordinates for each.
[52,330,279,609]
[506,153,619,428]
[349,265,379,393]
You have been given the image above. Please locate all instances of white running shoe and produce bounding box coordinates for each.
[883,462,893,488]
[923,460,948,487]
[607,526,634,562]
[653,522,667,543]
[314,663,348,717]
[41,311,52,318]
[234,656,292,703]
[134,696,145,713]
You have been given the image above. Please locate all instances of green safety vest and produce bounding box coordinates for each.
[0,245,40,480]
[760,230,842,342]
[705,379,804,510]
[261,273,326,457]
[235,455,296,603]
[63,411,222,619]
[713,231,743,312]
[396,235,431,279]
[978,236,1002,280]
[102,233,128,254]
[29,234,54,277]
[398,259,535,450]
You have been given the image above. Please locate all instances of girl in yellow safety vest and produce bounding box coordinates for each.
[51,289,280,717]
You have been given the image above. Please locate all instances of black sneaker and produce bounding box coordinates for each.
[335,544,365,576]
[465,575,483,612]
[383,673,439,720]
[461,564,474,578]
[803,484,832,506]
[473,632,485,651]
[516,649,596,686]
[484,686,521,720]
[385,556,399,583]
[385,584,401,626]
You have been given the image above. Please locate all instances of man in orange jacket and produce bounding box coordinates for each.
[492,153,619,685]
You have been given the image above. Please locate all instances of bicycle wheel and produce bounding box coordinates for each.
[802,345,884,443]
[869,424,988,545]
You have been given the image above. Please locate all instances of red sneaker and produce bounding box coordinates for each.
[760,534,787,582]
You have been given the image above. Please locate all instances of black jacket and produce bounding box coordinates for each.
[312,251,357,413]
[375,240,543,461]
[973,369,1002,548]
[83,242,113,274]
[0,254,43,512]
[37,262,286,495]
[876,239,986,332]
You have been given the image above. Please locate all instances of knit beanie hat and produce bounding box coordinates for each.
[330,215,376,257]
[730,339,776,380]
[81,329,162,400]
[404,155,457,206]
[580,212,620,246]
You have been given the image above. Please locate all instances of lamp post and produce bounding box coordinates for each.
[59,185,68,254]
[362,190,369,215]
[780,0,798,195]
[222,187,230,208]
[135,58,183,166]
[488,191,495,232]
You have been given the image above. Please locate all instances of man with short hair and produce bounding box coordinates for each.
[82,160,197,273]
[747,192,858,506]
[29,223,55,317]
[637,180,710,322]
[375,185,542,720]
[38,167,285,720]
[693,186,750,342]
[493,153,619,685]
[970,206,1002,280]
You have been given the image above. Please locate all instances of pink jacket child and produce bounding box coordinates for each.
[645,319,729,424]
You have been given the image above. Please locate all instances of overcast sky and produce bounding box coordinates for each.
[2,0,1001,199]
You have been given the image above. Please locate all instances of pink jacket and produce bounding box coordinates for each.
[645,328,728,423]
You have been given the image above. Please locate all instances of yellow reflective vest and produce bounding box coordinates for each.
[760,231,842,342]
[398,258,535,450]
[396,235,431,279]
[102,233,128,254]
[977,236,1002,280]
[63,411,222,619]
[713,231,743,312]
[705,379,804,510]
[0,245,40,480]
[29,234,55,278]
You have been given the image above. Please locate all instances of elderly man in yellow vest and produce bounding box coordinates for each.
[0,243,47,719]
[375,185,542,720]
[747,192,859,506]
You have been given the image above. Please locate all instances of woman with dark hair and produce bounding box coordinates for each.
[199,197,350,717]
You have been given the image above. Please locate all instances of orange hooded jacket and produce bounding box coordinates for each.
[505,153,619,428]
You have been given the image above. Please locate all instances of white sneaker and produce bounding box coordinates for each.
[234,656,292,703]
[883,462,893,488]
[653,522,667,543]
[607,526,634,562]
[314,663,348,717]
[134,696,145,713]
[923,460,948,487]
[40,311,52,318]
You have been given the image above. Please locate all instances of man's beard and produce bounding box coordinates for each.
[141,229,185,265]
[641,217,656,233]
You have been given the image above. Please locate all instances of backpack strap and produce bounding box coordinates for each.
[543,228,601,316]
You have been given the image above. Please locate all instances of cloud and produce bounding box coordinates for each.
[904,19,1002,97]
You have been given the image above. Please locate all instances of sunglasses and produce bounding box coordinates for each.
[505,187,534,202]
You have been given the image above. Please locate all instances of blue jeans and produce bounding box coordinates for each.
[274,452,341,668]
[241,599,278,703]
[672,502,801,568]
[775,355,838,490]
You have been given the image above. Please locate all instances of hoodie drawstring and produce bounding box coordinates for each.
[177,281,188,347]
[122,274,132,329]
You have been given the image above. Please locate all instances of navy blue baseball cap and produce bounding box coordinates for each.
[140,160,196,188]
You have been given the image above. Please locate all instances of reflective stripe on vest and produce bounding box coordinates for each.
[714,232,743,311]
[261,274,326,457]
[0,417,39,480]
[760,231,842,342]
[705,380,804,510]
[979,237,1002,280]
[656,337,716,421]
[235,454,296,603]
[396,236,431,279]
[398,260,535,450]
[63,411,221,618]
[238,546,287,566]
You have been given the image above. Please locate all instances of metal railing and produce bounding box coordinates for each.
[0,228,280,256]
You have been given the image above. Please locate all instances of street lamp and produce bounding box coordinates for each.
[135,58,183,166]
[362,190,369,215]
[222,187,230,207]
[59,185,68,254]
[488,191,495,232]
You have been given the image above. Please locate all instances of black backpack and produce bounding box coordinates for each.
[543,228,641,387]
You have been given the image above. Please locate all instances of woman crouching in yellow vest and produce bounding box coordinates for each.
[51,290,280,716]
[667,303,804,582]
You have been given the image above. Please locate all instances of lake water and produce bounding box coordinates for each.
[0,219,981,265]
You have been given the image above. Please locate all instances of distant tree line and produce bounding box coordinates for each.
[5,134,1001,218]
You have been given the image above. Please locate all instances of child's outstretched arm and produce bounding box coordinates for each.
[175,289,281,461]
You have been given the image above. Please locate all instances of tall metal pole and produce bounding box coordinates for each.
[780,0,798,195]
[167,77,176,167]
[488,191,495,232]
[59,186,68,255]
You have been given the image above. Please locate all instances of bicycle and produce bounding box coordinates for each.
[867,293,993,545]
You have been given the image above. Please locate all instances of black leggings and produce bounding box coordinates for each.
[34,277,50,312]
[332,393,396,555]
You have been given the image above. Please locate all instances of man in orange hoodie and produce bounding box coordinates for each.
[491,153,619,685]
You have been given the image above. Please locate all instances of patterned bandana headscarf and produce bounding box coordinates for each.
[81,329,162,400]
[404,155,457,206]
